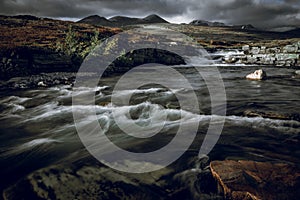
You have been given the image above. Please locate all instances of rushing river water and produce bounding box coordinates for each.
[0,64,300,199]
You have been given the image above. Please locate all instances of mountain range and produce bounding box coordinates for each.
[77,14,169,27]
[78,14,259,31]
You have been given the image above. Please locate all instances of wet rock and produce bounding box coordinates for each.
[172,168,222,200]
[224,55,237,64]
[0,72,76,90]
[246,69,267,80]
[259,46,266,54]
[37,81,47,87]
[250,47,260,55]
[210,160,300,200]
[266,47,280,54]
[3,164,165,200]
[104,48,185,76]
[295,70,300,75]
[245,55,257,64]
[242,45,250,51]
[283,45,298,53]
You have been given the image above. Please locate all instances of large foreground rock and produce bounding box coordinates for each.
[3,164,168,200]
[210,160,300,200]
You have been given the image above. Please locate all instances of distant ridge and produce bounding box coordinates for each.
[190,19,259,31]
[77,14,169,27]
[284,28,300,37]
[109,16,141,26]
[189,20,226,27]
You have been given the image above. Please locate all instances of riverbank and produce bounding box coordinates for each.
[1,16,300,81]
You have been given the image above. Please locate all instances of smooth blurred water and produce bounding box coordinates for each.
[0,65,299,197]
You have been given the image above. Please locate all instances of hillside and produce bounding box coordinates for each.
[0,15,121,79]
[1,14,299,80]
[168,24,300,50]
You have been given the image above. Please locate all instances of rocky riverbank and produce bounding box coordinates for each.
[224,42,300,66]
[3,159,299,200]
[0,15,121,80]
[0,16,187,81]
[0,72,76,90]
[1,16,300,81]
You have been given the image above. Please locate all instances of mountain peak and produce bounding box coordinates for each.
[143,14,169,23]
[77,15,113,27]
[78,14,169,27]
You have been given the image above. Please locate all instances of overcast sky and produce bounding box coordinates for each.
[1,0,300,29]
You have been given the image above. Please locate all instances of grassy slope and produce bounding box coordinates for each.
[167,24,300,50]
[0,15,121,50]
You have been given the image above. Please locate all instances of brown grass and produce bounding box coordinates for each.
[0,16,121,50]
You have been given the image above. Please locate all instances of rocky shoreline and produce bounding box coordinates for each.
[0,72,76,90]
[224,42,300,66]
[3,159,299,200]
[1,16,300,82]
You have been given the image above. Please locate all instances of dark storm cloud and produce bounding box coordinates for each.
[0,0,299,28]
[0,0,186,18]
[186,0,300,28]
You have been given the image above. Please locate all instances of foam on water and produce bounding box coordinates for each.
[23,138,60,147]
[15,92,299,135]
[183,56,214,67]
[0,96,31,104]
[226,115,300,134]
[113,88,165,97]
[180,51,258,67]
[0,96,30,115]
[0,138,61,158]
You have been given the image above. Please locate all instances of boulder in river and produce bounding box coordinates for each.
[210,160,300,200]
[37,81,47,87]
[246,69,267,80]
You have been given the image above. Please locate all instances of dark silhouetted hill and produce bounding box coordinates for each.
[78,14,169,27]
[142,14,169,24]
[77,15,114,27]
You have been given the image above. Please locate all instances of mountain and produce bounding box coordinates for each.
[77,15,114,27]
[142,14,169,24]
[78,14,169,27]
[190,20,226,27]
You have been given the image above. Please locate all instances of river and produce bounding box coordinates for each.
[0,62,299,199]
